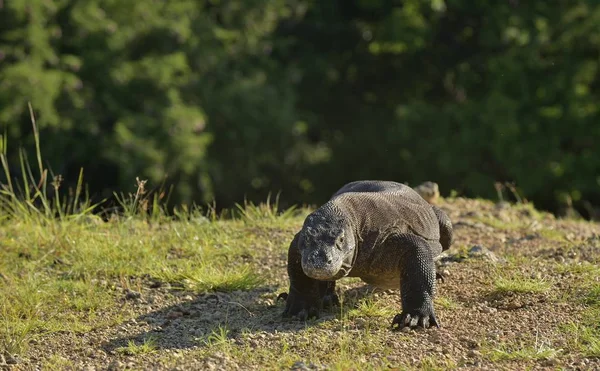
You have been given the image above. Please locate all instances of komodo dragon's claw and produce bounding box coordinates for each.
[391,311,440,330]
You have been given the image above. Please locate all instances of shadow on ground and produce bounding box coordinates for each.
[102,283,382,353]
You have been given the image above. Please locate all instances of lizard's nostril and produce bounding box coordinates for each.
[327,257,333,265]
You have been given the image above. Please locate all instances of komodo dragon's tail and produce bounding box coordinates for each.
[431,205,453,251]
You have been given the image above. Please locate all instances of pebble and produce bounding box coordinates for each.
[543,358,559,366]
[354,318,367,329]
[0,354,5,365]
[467,349,481,357]
[5,354,19,365]
[387,355,400,362]
[167,310,183,319]
[481,306,497,314]
[468,245,507,263]
[125,289,141,300]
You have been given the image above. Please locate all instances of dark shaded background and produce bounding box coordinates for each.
[1,1,599,217]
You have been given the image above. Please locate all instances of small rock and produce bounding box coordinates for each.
[495,201,510,210]
[413,181,440,204]
[387,355,400,362]
[149,281,162,289]
[467,349,482,357]
[543,358,559,366]
[192,328,205,337]
[506,301,523,310]
[530,272,542,280]
[468,245,506,263]
[205,294,220,303]
[481,306,497,314]
[355,318,367,329]
[290,361,317,370]
[5,354,19,365]
[125,289,141,300]
[167,310,183,319]
[465,211,482,218]
[0,353,6,365]
[430,332,444,344]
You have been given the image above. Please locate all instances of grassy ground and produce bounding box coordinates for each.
[1,195,599,370]
[1,122,600,370]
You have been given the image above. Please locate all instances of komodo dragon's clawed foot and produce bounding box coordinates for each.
[282,290,321,321]
[391,310,440,330]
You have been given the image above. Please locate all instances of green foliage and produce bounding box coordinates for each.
[289,0,600,213]
[2,1,600,213]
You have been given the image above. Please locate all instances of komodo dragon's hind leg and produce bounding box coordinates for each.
[431,205,454,251]
[385,233,440,330]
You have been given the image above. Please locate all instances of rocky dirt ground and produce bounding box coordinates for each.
[5,197,600,370]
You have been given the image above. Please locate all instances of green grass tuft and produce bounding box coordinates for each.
[583,284,600,306]
[116,336,158,355]
[561,321,600,358]
[153,264,264,292]
[42,355,74,370]
[492,277,552,294]
[418,356,458,370]
[200,325,231,347]
[486,343,561,361]
[344,297,396,319]
[435,296,461,310]
[234,194,300,224]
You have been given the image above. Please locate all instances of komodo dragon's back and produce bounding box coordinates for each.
[331,180,453,251]
[331,180,415,199]
[330,190,440,243]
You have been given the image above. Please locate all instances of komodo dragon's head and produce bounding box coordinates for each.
[298,209,356,281]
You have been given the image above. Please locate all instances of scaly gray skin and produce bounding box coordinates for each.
[282,180,454,330]
[332,180,454,251]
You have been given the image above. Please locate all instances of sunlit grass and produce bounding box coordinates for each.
[492,276,552,295]
[486,343,561,362]
[116,336,158,356]
[0,111,302,356]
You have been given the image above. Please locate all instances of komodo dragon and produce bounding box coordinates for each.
[280,180,454,330]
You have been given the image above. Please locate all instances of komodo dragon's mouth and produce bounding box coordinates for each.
[304,246,357,281]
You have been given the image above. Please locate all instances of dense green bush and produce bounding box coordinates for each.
[286,0,600,214]
[1,0,599,215]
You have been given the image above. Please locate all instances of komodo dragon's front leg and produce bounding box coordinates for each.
[281,234,339,320]
[385,233,440,330]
